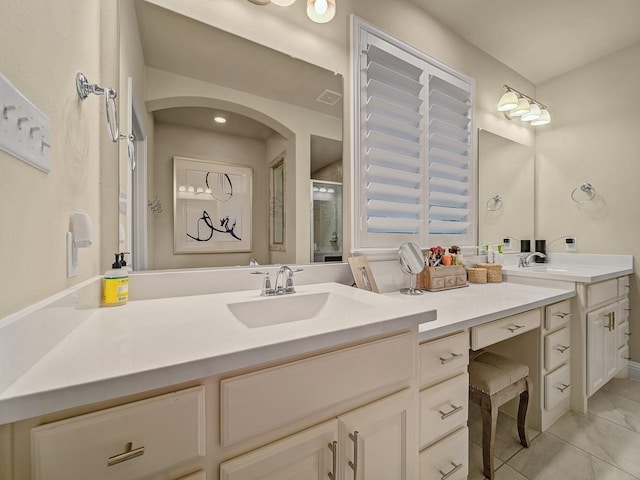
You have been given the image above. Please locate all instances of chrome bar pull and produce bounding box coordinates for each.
[107,442,145,466]
[556,345,571,354]
[557,383,571,393]
[328,441,338,480]
[439,404,464,420]
[439,461,463,480]
[439,352,463,364]
[348,431,359,479]
[605,312,614,331]
[507,324,525,333]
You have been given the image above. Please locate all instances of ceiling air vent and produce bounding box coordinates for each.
[315,89,343,106]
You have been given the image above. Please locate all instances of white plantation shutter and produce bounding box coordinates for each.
[354,19,476,251]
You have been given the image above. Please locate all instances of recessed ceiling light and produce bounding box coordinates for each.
[213,116,227,124]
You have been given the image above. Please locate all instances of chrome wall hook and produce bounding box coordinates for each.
[76,72,119,143]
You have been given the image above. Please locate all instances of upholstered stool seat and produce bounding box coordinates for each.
[469,351,532,479]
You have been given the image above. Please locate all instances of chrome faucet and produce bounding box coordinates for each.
[518,252,546,267]
[252,266,303,296]
[274,266,303,295]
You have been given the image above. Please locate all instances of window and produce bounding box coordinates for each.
[352,18,476,253]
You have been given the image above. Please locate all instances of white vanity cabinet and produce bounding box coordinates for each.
[417,330,469,480]
[583,276,630,398]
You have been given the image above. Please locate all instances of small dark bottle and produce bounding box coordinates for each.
[520,239,531,253]
[534,239,546,263]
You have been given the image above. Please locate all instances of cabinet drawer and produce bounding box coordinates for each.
[221,332,414,447]
[619,345,630,371]
[420,373,468,449]
[31,386,206,480]
[587,279,618,308]
[419,427,468,480]
[419,331,469,387]
[545,327,571,372]
[618,321,630,349]
[618,276,630,296]
[619,298,630,323]
[545,300,571,332]
[471,309,540,350]
[545,364,571,410]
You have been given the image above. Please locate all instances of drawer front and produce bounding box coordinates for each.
[619,298,630,323]
[545,299,571,332]
[32,386,206,480]
[180,472,206,480]
[587,279,618,308]
[221,332,414,447]
[545,327,571,372]
[419,427,468,480]
[420,373,468,449]
[471,309,540,350]
[618,276,630,296]
[619,345,630,371]
[420,331,469,387]
[545,364,571,410]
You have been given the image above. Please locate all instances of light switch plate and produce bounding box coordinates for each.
[0,74,51,173]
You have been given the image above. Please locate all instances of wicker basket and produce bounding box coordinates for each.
[467,267,488,284]
[475,263,503,283]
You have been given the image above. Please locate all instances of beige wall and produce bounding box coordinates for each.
[0,0,106,318]
[151,123,272,269]
[536,42,640,359]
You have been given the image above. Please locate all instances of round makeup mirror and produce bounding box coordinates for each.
[398,242,425,295]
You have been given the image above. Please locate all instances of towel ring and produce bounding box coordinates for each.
[487,194,503,211]
[571,182,596,204]
[76,72,119,143]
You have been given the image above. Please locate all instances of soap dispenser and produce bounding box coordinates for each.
[103,253,129,306]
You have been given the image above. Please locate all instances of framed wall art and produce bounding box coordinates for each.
[173,156,252,254]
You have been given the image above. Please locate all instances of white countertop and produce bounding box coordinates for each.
[0,282,435,424]
[386,282,576,341]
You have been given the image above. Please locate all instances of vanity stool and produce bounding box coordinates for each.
[469,350,532,479]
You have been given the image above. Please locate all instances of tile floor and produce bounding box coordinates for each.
[467,377,640,479]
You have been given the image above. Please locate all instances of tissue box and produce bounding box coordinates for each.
[417,265,467,292]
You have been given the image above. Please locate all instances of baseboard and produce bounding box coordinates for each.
[629,361,640,381]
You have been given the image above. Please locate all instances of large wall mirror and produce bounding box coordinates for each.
[478,129,534,251]
[119,0,343,271]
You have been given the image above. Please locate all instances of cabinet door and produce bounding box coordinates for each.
[587,305,618,396]
[339,389,418,480]
[220,419,338,480]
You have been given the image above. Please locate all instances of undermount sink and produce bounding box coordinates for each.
[227,291,372,328]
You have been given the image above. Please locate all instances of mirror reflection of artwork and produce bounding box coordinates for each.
[174,156,252,253]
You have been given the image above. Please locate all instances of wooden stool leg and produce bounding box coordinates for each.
[517,376,532,448]
[480,395,499,479]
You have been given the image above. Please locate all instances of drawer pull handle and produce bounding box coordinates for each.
[555,312,570,318]
[439,352,463,364]
[556,345,571,354]
[107,442,145,467]
[348,431,359,479]
[439,461,463,480]
[625,332,632,336]
[439,404,464,420]
[328,441,337,480]
[625,357,632,360]
[557,383,571,393]
[507,324,525,333]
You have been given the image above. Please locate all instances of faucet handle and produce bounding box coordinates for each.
[251,271,274,296]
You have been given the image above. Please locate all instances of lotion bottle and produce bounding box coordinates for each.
[103,253,128,306]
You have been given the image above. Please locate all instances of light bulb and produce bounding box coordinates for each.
[497,91,518,112]
[521,104,541,122]
[531,109,551,126]
[187,185,195,193]
[178,185,186,192]
[510,97,530,117]
[319,187,327,192]
[314,0,327,14]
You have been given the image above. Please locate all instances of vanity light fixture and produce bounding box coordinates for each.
[497,85,551,126]
[307,0,336,23]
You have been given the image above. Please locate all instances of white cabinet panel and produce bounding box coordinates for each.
[419,427,468,480]
[587,305,618,397]
[339,389,418,480]
[419,373,468,449]
[31,386,205,480]
[220,420,338,480]
[586,279,618,308]
[221,332,414,447]
[545,364,571,410]
[545,299,571,332]
[544,327,571,372]
[419,330,469,388]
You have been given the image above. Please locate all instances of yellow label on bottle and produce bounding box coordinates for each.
[103,277,129,305]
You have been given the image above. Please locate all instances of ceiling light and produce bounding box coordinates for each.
[509,97,530,117]
[307,0,336,23]
[497,90,518,111]
[531,108,551,126]
[271,0,296,5]
[213,116,227,124]
[521,103,541,122]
